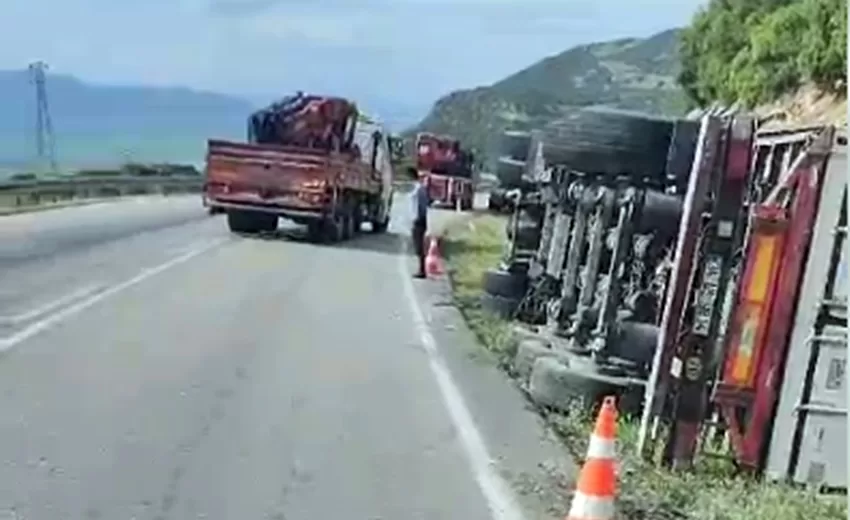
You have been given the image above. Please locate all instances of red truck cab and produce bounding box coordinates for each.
[415,132,474,211]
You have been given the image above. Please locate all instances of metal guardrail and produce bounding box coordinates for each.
[0,174,204,191]
[0,175,205,211]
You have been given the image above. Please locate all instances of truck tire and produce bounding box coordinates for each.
[227,210,275,234]
[482,268,528,299]
[227,211,252,233]
[501,131,532,162]
[371,216,390,234]
[480,293,520,319]
[541,108,675,179]
[495,158,525,189]
[341,209,355,240]
[258,213,278,232]
[326,216,344,242]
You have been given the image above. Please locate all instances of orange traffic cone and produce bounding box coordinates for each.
[425,236,443,276]
[566,396,619,520]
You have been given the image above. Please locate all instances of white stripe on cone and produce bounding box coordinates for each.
[567,492,615,519]
[586,434,622,478]
[586,435,616,460]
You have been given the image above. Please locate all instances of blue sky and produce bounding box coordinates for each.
[2,0,706,112]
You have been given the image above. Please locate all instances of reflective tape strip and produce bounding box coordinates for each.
[586,435,616,460]
[567,492,615,519]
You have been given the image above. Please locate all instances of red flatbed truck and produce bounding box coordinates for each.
[203,95,394,241]
[415,132,475,211]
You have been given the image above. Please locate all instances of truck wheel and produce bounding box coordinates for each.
[371,216,390,234]
[541,108,675,179]
[341,211,355,240]
[501,130,532,162]
[307,221,325,242]
[228,210,265,234]
[352,203,365,234]
[325,216,344,242]
[257,213,278,233]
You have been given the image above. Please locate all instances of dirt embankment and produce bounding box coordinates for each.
[756,84,847,130]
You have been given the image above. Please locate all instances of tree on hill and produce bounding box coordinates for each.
[678,0,847,107]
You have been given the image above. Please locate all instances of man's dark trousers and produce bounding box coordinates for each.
[412,217,428,276]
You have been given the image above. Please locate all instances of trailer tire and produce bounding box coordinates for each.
[541,108,674,179]
[495,158,525,189]
[483,268,528,299]
[501,130,532,162]
[528,356,643,415]
[480,293,520,319]
[513,339,571,382]
[516,224,541,250]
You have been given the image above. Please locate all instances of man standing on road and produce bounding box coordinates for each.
[410,168,430,279]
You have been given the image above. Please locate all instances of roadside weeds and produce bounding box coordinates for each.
[441,213,847,520]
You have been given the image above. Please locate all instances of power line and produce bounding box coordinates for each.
[28,61,58,173]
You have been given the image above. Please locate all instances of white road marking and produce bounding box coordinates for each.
[0,238,228,351]
[398,239,526,520]
[0,284,103,325]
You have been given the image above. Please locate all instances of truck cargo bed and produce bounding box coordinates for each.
[204,139,379,220]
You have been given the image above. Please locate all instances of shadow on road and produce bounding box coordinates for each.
[234,225,411,257]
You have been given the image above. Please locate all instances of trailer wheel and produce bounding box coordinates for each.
[514,225,542,250]
[527,356,643,416]
[371,214,390,233]
[482,268,528,299]
[501,130,533,162]
[541,108,675,179]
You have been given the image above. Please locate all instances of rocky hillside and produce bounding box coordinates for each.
[407,29,688,165]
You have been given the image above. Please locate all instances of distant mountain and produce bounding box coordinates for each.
[407,29,688,165]
[0,70,429,173]
[0,70,254,170]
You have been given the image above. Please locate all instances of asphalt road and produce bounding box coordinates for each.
[0,194,572,520]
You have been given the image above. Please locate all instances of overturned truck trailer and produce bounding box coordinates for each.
[493,107,848,486]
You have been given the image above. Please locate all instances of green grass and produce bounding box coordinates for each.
[441,213,847,520]
[441,213,517,368]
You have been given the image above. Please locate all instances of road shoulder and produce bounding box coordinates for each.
[409,256,575,520]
